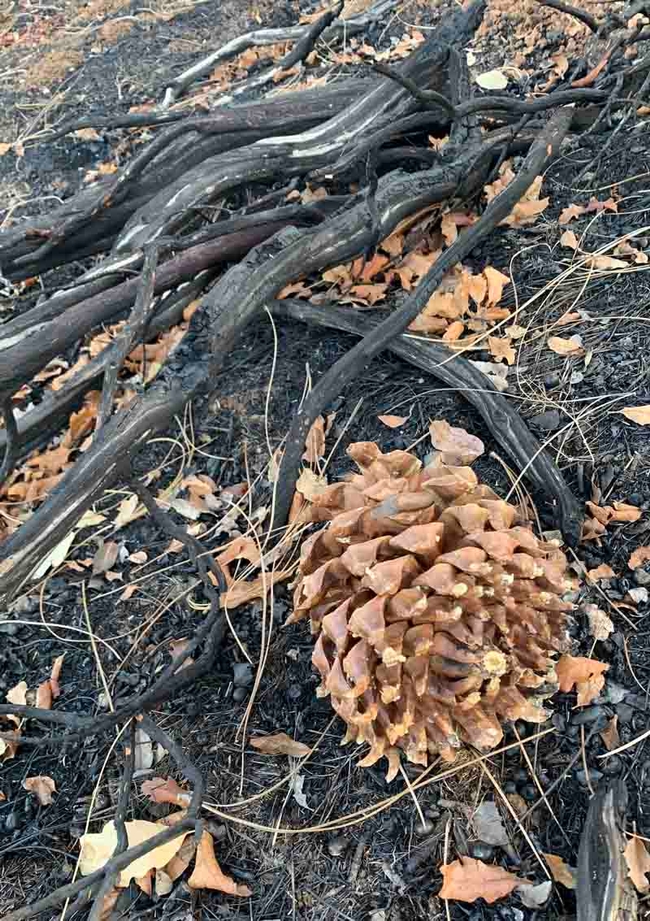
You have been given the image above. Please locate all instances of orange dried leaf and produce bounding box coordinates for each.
[488,336,516,365]
[544,853,576,889]
[559,204,585,225]
[250,732,310,757]
[439,858,530,904]
[443,320,465,341]
[547,335,583,356]
[49,653,65,699]
[628,546,650,570]
[141,777,192,808]
[303,416,326,464]
[624,836,650,893]
[222,568,293,609]
[611,501,641,522]
[587,563,615,581]
[621,405,650,425]
[188,831,252,896]
[378,414,408,429]
[483,267,510,305]
[555,655,609,706]
[560,229,579,250]
[349,283,388,305]
[23,775,56,805]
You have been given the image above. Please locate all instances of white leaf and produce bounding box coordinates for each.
[292,773,309,809]
[134,727,154,771]
[79,820,189,885]
[475,70,508,90]
[31,529,77,580]
[518,881,552,908]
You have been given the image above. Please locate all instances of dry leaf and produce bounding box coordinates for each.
[443,320,465,341]
[92,540,119,575]
[483,266,510,305]
[584,603,614,641]
[544,853,576,889]
[559,204,586,225]
[31,528,76,579]
[518,880,552,908]
[611,501,641,522]
[23,775,56,805]
[628,546,650,570]
[6,680,27,725]
[349,283,388,305]
[141,777,192,808]
[188,831,252,896]
[488,336,516,365]
[303,416,326,464]
[621,405,650,426]
[377,414,408,428]
[155,868,173,896]
[624,836,650,892]
[49,653,65,699]
[470,360,509,391]
[222,568,293,609]
[73,127,101,141]
[555,654,609,706]
[547,335,583,356]
[600,715,621,752]
[250,732,310,757]
[475,70,508,90]
[165,836,196,881]
[79,820,190,886]
[296,468,328,502]
[114,494,140,529]
[588,254,629,271]
[0,142,12,156]
[0,736,19,762]
[429,420,484,465]
[439,858,530,903]
[560,229,579,250]
[472,801,509,848]
[587,563,616,581]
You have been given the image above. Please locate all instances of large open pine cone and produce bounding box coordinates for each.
[289,431,574,781]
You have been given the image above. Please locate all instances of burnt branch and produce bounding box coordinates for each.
[273,299,584,543]
[271,107,576,536]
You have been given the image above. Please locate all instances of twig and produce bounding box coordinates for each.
[97,244,159,429]
[3,820,194,921]
[87,721,136,921]
[272,106,575,531]
[538,0,599,32]
[138,714,204,825]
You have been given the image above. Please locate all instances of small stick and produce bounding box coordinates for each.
[538,0,599,32]
[87,721,136,921]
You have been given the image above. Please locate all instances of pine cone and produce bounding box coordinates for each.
[289,436,574,781]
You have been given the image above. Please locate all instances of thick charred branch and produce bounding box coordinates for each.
[271,108,581,543]
[0,80,371,276]
[273,299,584,542]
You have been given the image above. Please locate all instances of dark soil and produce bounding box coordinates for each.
[2,0,650,919]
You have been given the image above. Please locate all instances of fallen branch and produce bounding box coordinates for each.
[271,107,575,534]
[273,299,584,543]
